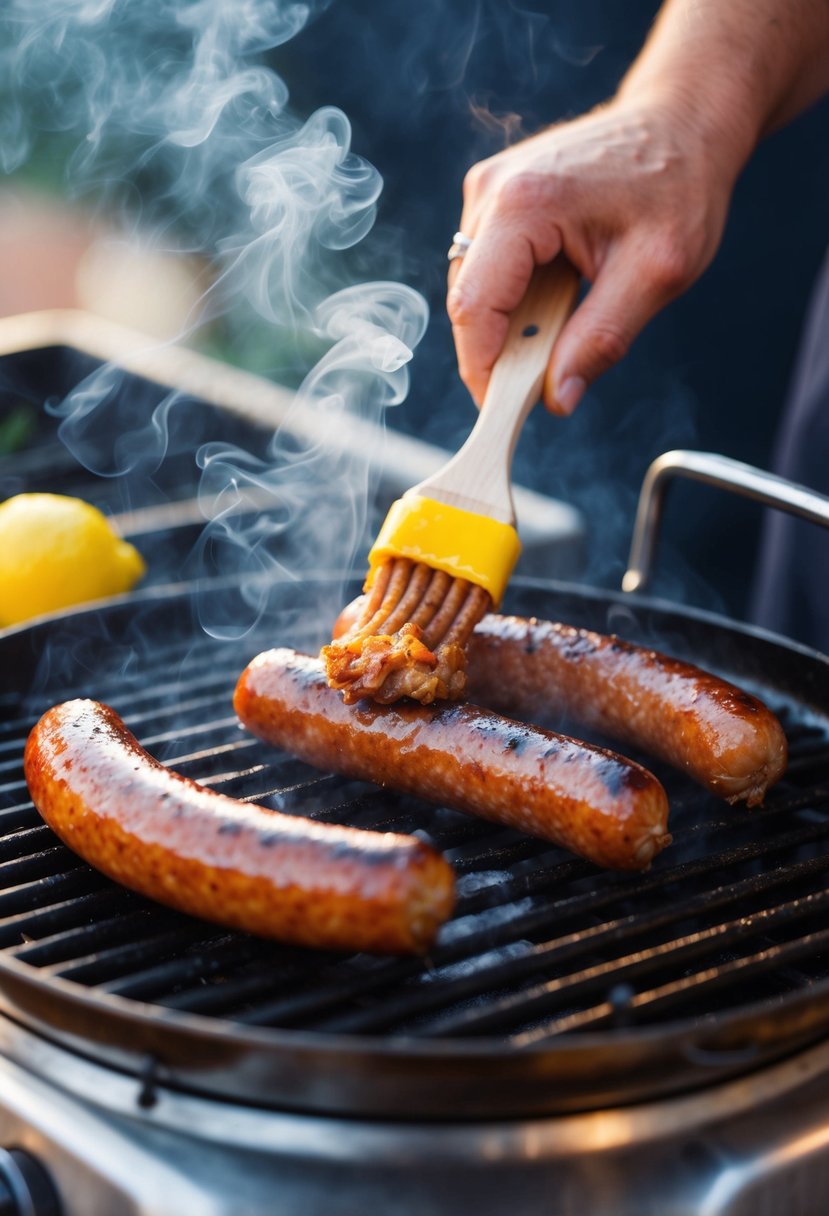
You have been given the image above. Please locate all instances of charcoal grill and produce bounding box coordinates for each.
[3,318,829,1214]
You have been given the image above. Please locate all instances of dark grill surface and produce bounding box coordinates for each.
[3,587,829,1063]
[6,340,829,1116]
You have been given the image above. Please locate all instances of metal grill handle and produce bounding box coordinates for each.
[623,449,829,594]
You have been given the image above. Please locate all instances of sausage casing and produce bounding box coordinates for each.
[465,615,788,806]
[234,649,671,871]
[24,699,455,954]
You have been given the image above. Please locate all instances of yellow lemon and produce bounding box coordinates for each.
[0,493,146,627]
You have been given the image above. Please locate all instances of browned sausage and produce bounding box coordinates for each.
[24,699,455,954]
[234,649,671,871]
[464,615,788,806]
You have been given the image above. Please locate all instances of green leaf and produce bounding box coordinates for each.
[0,404,36,455]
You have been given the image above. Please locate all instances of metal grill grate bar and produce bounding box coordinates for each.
[11,907,184,967]
[100,936,274,1000]
[1,642,231,734]
[427,882,829,1039]
[0,846,85,888]
[0,869,106,918]
[49,923,216,984]
[0,825,53,862]
[156,805,829,1030]
[2,595,829,1058]
[0,806,40,833]
[520,922,829,1044]
[321,841,829,1035]
[0,888,137,950]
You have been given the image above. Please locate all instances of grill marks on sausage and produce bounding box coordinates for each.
[22,607,781,960]
[233,649,671,872]
[24,699,456,955]
[465,616,788,806]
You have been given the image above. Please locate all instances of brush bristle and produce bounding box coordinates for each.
[321,558,491,705]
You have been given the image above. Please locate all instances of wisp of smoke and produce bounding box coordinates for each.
[1,0,429,639]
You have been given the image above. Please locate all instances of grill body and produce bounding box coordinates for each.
[3,579,829,1118]
[3,319,829,1213]
[3,1012,829,1216]
[4,589,829,1214]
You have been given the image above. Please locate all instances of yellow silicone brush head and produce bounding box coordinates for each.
[366,494,521,609]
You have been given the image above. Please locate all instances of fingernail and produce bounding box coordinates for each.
[554,375,586,416]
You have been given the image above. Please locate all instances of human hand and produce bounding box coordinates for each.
[447,97,739,414]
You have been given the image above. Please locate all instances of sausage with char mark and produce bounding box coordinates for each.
[333,601,788,806]
[234,649,671,871]
[24,699,455,954]
[465,615,788,806]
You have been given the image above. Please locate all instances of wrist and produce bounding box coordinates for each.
[611,0,829,180]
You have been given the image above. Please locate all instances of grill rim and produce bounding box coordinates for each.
[2,577,829,1118]
[2,939,829,1122]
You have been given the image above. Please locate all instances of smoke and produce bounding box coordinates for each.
[3,0,722,640]
[44,365,181,478]
[192,280,427,638]
[1,0,430,639]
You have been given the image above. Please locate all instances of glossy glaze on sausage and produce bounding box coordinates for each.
[24,699,455,954]
[464,615,788,806]
[234,649,671,871]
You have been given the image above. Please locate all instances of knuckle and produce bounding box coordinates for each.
[645,234,694,295]
[446,278,478,327]
[493,171,549,216]
[462,159,492,201]
[589,323,630,369]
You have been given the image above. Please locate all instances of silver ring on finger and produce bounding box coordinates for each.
[447,230,473,262]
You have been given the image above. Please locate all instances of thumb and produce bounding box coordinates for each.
[543,247,672,415]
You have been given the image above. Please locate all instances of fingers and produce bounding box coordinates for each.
[447,232,533,406]
[446,106,718,416]
[542,244,676,414]
[448,221,562,407]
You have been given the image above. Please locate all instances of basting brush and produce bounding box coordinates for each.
[322,255,580,705]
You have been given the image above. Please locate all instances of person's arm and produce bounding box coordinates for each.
[447,0,829,415]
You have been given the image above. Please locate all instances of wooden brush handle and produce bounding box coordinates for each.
[482,255,581,423]
[414,255,580,523]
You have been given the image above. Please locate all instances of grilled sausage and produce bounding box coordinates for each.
[234,649,671,871]
[333,601,788,807]
[24,699,455,954]
[464,615,788,807]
